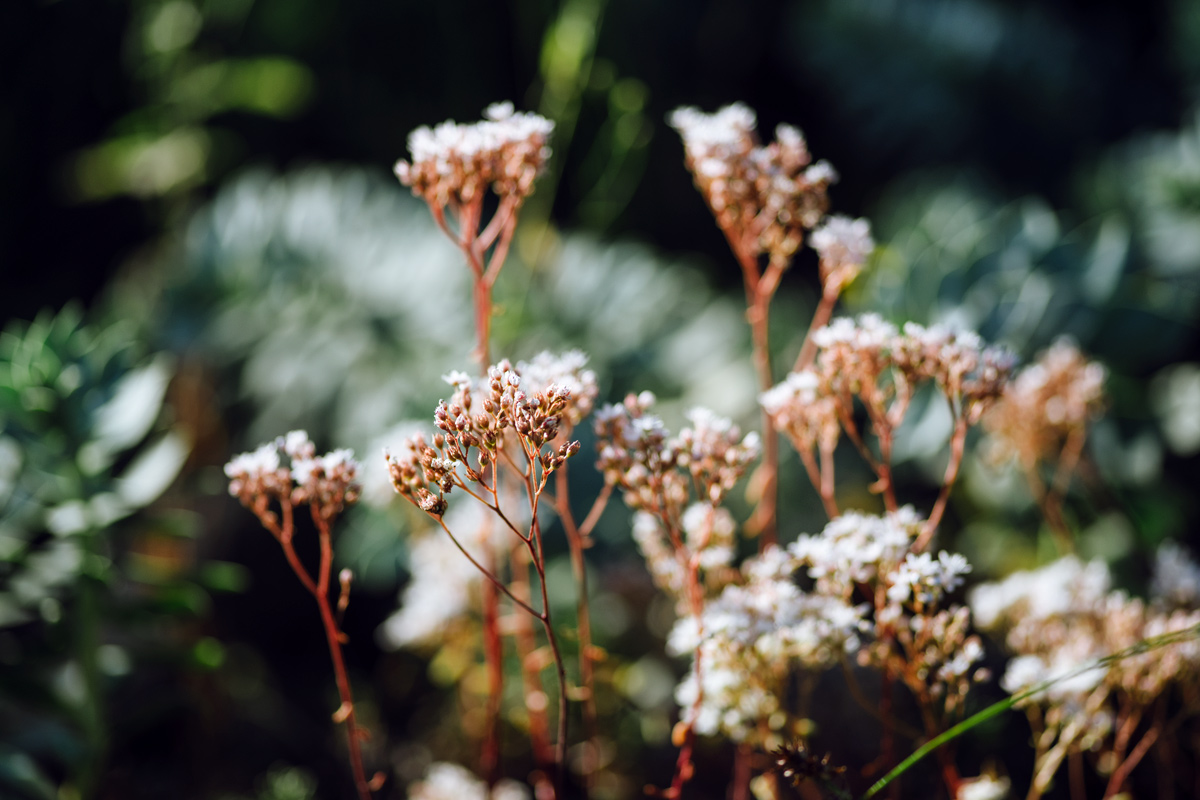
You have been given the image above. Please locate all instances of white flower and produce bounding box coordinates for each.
[969,555,1112,630]
[888,550,972,604]
[223,443,280,480]
[441,370,473,390]
[956,774,1010,800]
[668,103,757,152]
[811,215,874,268]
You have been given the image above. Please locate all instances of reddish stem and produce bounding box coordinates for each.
[312,512,373,800]
[916,414,969,551]
[555,464,600,790]
[481,574,504,782]
[735,243,779,547]
[510,549,555,771]
[793,281,840,373]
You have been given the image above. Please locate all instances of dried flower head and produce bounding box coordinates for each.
[669,103,834,268]
[810,215,874,293]
[386,358,583,517]
[595,394,759,515]
[771,741,847,791]
[225,430,362,521]
[394,102,554,208]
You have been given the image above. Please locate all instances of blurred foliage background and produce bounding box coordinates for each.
[3,0,1200,798]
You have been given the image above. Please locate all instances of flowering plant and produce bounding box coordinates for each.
[222,102,1200,800]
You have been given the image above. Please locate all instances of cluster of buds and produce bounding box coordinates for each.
[984,338,1106,469]
[762,315,1013,514]
[225,430,362,523]
[668,103,835,268]
[595,394,760,518]
[387,358,586,517]
[971,552,1200,794]
[394,102,554,208]
[790,509,987,720]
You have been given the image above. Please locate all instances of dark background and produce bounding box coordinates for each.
[1,0,1189,324]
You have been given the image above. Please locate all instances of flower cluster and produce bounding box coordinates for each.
[225,429,362,522]
[394,102,554,208]
[514,349,598,429]
[773,315,1013,428]
[810,215,874,294]
[974,555,1200,703]
[387,358,584,516]
[668,103,835,267]
[595,394,760,516]
[632,503,739,600]
[791,509,987,718]
[971,553,1200,795]
[763,315,1013,521]
[668,546,868,746]
[790,508,921,597]
[984,338,1106,469]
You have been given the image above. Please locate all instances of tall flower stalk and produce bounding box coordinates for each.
[669,104,841,544]
[394,105,610,797]
[225,433,378,800]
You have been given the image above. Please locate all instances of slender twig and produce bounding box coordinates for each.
[915,414,969,551]
[554,463,600,788]
[310,511,373,800]
[510,546,555,770]
[436,517,541,617]
[794,281,841,372]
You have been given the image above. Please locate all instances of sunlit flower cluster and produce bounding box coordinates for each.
[810,215,874,293]
[386,358,583,516]
[394,102,554,207]
[763,316,1012,514]
[515,349,598,428]
[225,429,362,521]
[669,103,835,267]
[971,552,1200,792]
[669,546,868,745]
[789,508,921,597]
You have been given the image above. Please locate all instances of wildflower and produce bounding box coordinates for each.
[225,430,361,520]
[810,215,874,292]
[394,103,553,208]
[669,103,833,267]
